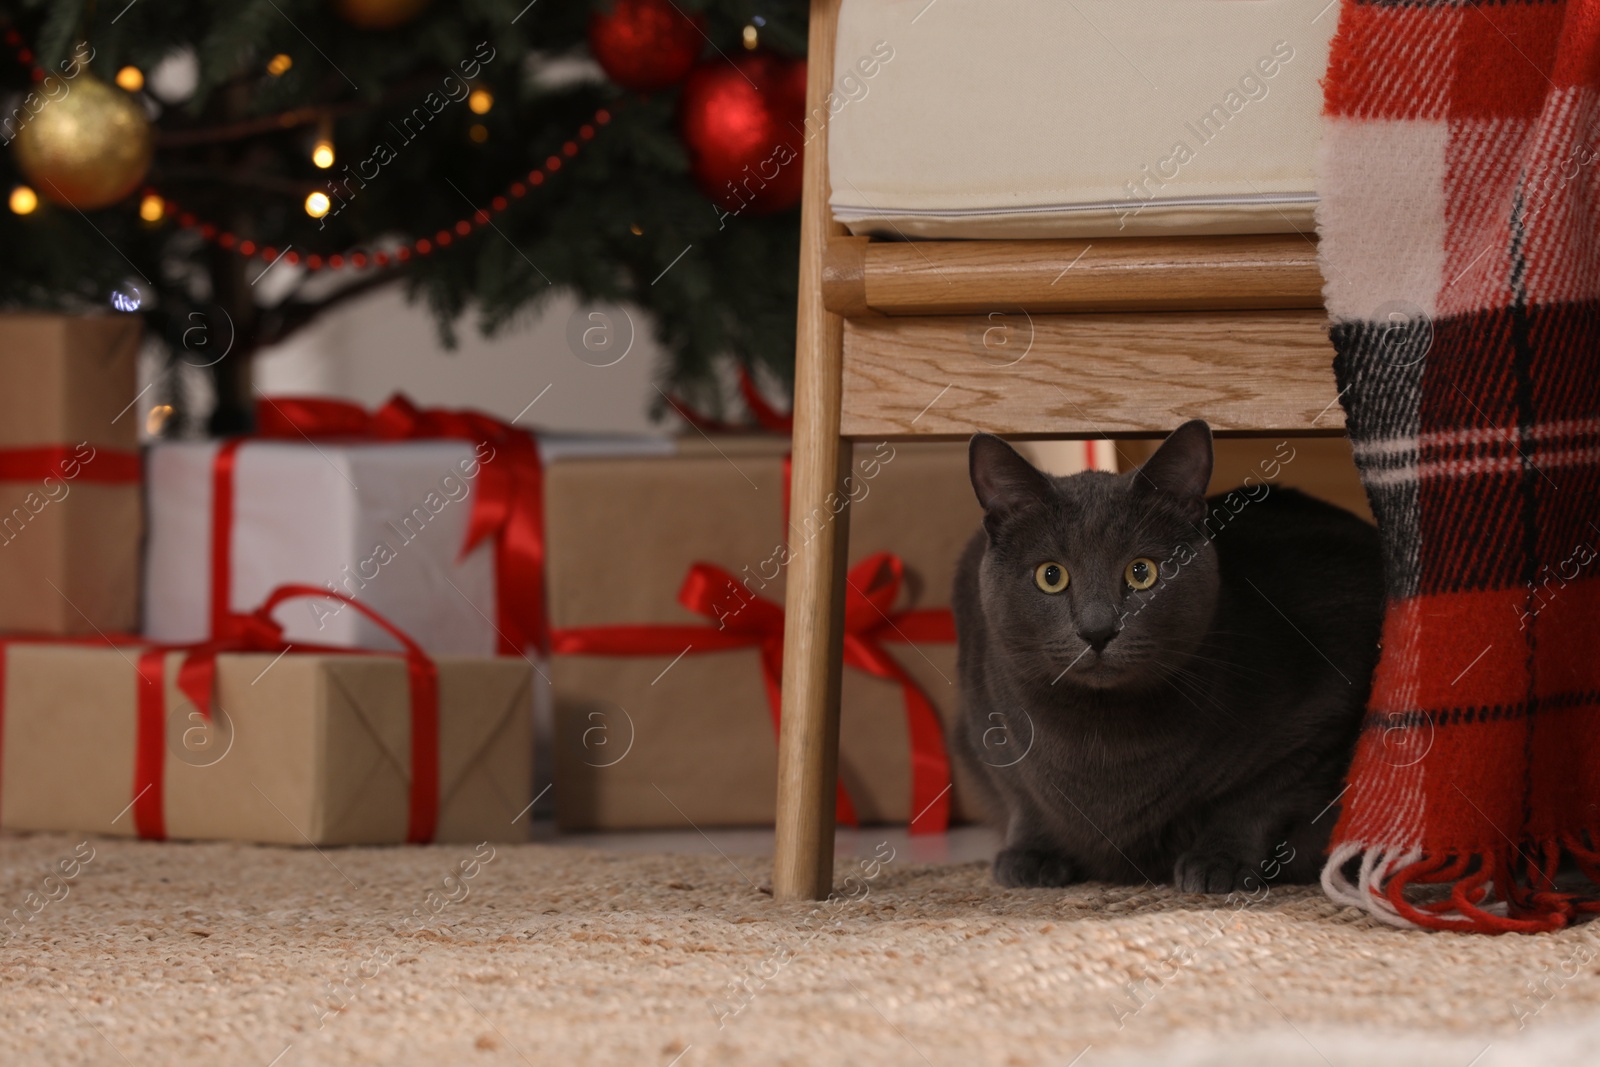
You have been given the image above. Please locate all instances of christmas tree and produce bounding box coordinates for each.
[0,0,808,431]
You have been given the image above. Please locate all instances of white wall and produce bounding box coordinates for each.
[255,284,663,435]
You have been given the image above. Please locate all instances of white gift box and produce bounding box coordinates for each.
[143,435,677,655]
[144,440,501,653]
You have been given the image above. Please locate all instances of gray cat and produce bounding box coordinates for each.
[952,421,1382,892]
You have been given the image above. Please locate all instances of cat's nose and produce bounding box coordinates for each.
[1076,620,1119,652]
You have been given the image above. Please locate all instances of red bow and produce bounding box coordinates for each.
[664,367,793,435]
[209,393,547,655]
[550,552,955,833]
[135,585,441,843]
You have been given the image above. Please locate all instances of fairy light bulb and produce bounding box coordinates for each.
[742,24,758,49]
[115,66,144,92]
[467,87,492,114]
[138,193,164,221]
[267,54,293,76]
[304,191,330,218]
[311,115,335,169]
[9,186,38,215]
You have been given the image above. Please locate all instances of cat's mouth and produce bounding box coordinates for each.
[1055,647,1130,687]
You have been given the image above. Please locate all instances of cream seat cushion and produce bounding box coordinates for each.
[828,0,1336,239]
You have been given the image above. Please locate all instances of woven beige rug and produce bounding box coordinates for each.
[2,832,1597,1066]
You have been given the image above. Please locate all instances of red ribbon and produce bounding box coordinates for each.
[208,394,547,655]
[134,646,169,839]
[0,445,141,484]
[665,367,794,435]
[133,585,441,842]
[550,551,955,833]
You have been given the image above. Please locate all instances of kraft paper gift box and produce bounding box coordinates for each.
[544,439,992,831]
[0,313,143,635]
[0,644,534,845]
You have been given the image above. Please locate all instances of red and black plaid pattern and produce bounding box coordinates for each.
[1318,0,1600,931]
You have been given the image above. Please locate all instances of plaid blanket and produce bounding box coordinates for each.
[1317,0,1600,931]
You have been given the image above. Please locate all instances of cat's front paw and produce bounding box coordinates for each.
[1173,850,1253,894]
[993,848,1077,888]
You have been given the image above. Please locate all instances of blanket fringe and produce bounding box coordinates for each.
[1321,836,1600,933]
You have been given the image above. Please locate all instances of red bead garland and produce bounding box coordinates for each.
[3,28,44,82]
[151,106,612,272]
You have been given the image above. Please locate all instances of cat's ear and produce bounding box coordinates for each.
[969,433,1051,524]
[1135,420,1213,514]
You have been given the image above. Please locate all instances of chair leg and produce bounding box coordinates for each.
[774,0,848,904]
[773,422,851,902]
[772,221,850,900]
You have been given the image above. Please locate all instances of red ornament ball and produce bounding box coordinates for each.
[679,51,807,215]
[588,0,705,92]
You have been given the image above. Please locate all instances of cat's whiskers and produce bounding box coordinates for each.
[1156,665,1254,729]
[1158,671,1210,714]
[989,644,1077,686]
[1150,639,1276,681]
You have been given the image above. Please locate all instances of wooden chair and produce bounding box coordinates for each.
[770,0,1343,901]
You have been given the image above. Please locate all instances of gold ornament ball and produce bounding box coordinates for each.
[334,0,433,29]
[13,73,153,210]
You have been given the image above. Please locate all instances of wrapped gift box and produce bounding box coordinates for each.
[0,314,143,635]
[143,425,677,656]
[545,439,994,831]
[0,643,533,845]
[144,439,504,653]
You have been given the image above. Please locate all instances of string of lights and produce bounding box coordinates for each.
[6,26,611,272]
[146,107,610,272]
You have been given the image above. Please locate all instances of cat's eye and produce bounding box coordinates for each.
[1125,557,1158,591]
[1034,561,1069,594]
